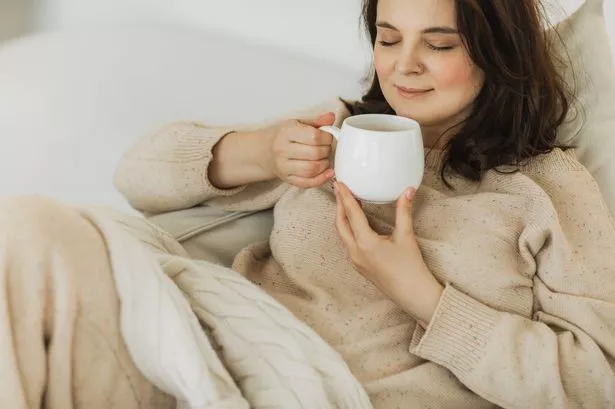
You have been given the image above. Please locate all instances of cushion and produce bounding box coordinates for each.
[148,206,274,267]
[551,0,615,216]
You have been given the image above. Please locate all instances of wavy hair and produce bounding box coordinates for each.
[345,0,576,184]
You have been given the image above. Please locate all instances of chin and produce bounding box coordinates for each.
[389,105,436,127]
[384,95,428,122]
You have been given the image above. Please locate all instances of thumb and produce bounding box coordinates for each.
[301,112,336,128]
[393,187,417,241]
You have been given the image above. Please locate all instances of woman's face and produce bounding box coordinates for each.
[374,0,484,144]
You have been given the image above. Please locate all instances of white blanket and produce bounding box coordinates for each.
[80,207,372,409]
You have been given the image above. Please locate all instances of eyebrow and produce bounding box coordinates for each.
[375,21,458,34]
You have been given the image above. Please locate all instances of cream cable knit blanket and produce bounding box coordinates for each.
[80,206,372,409]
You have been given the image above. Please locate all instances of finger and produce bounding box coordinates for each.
[290,126,334,146]
[287,168,335,189]
[334,187,356,247]
[336,182,374,240]
[298,112,336,128]
[286,158,330,179]
[393,187,416,241]
[287,143,331,161]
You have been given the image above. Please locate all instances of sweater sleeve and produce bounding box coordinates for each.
[409,156,615,408]
[114,123,249,214]
[114,99,350,214]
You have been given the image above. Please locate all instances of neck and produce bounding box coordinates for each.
[422,125,451,149]
[421,117,469,149]
[417,108,473,149]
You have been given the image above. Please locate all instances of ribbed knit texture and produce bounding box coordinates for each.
[115,99,615,408]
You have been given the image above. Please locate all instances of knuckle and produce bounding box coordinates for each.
[277,121,290,135]
[321,132,333,145]
[275,158,287,172]
[305,161,320,175]
[297,165,311,178]
[281,121,298,138]
[310,129,321,143]
[303,147,317,160]
[310,147,324,160]
[272,138,288,154]
[356,236,375,253]
[313,146,327,159]
[272,144,284,157]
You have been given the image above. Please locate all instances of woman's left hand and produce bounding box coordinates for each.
[334,181,444,327]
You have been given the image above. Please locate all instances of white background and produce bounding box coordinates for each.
[2,0,614,72]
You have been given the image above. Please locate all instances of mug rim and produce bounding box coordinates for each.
[343,114,420,133]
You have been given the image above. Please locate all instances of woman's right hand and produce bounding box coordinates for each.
[261,112,337,189]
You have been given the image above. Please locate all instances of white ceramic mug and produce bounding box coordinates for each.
[320,114,424,203]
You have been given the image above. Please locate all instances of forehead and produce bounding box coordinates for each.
[376,0,457,29]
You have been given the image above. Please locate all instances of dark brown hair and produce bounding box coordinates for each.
[346,0,575,184]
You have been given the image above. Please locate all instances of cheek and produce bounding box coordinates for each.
[431,55,482,94]
[374,48,395,81]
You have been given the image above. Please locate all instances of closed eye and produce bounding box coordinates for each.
[378,40,399,47]
[427,43,455,51]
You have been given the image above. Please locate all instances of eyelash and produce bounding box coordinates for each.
[427,44,454,52]
[377,40,454,52]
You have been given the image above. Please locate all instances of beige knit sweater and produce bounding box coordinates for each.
[115,100,615,409]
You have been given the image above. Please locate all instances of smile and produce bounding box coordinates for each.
[395,85,434,99]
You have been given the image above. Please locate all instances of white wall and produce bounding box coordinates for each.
[31,0,371,72]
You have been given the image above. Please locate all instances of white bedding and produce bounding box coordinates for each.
[81,205,373,409]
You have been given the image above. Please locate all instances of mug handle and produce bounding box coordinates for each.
[319,126,342,141]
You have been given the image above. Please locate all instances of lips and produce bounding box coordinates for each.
[395,85,433,98]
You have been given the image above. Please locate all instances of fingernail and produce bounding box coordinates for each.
[326,169,335,178]
[406,188,417,201]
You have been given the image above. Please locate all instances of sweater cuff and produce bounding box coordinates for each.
[409,284,499,376]
[175,124,247,198]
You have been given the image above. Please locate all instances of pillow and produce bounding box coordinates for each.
[544,0,586,25]
[148,206,273,268]
[552,0,615,216]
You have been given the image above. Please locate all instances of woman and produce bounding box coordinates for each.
[1,0,614,408]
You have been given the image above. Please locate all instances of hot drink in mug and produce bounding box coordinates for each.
[320,114,424,203]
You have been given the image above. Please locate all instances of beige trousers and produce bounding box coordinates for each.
[0,196,176,409]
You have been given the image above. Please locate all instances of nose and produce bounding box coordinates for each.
[395,45,425,75]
